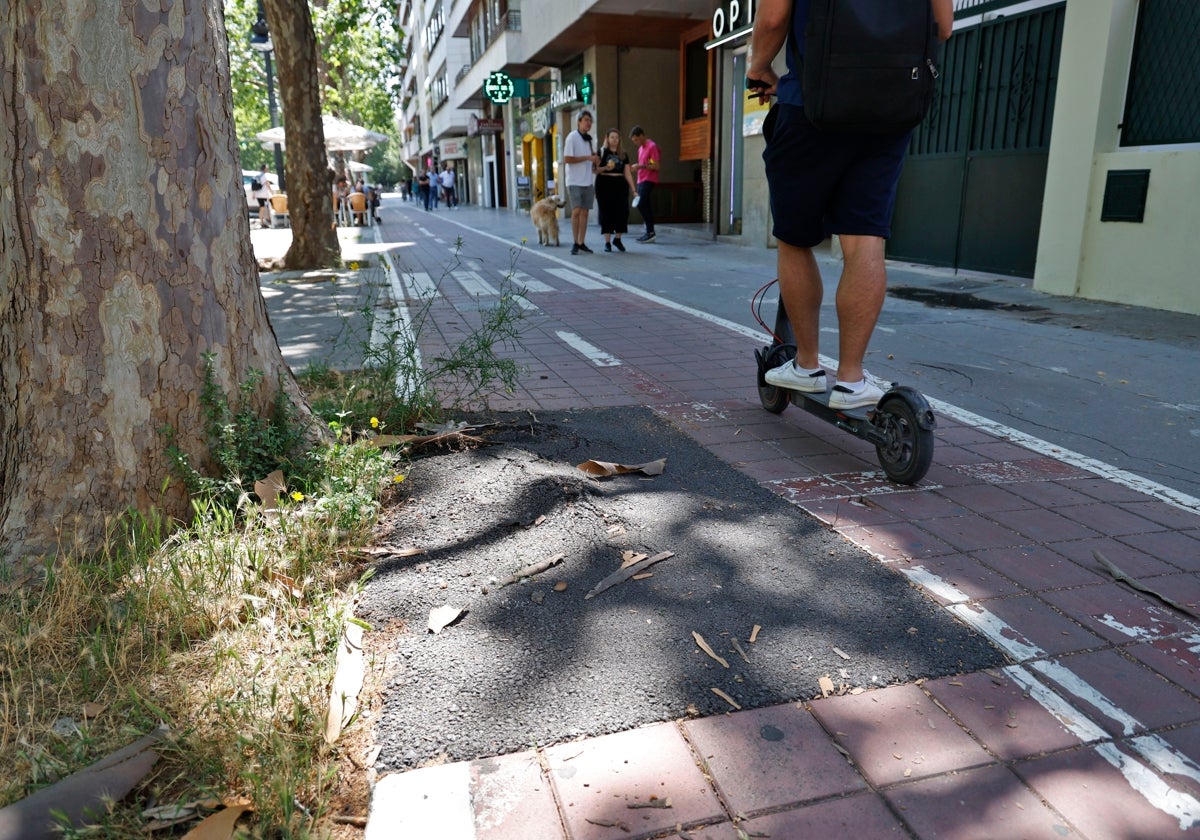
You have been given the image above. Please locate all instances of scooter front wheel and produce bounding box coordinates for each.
[873,393,935,485]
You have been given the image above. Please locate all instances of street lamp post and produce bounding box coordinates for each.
[250,8,285,192]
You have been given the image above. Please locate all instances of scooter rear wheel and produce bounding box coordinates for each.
[873,394,934,485]
[756,345,793,414]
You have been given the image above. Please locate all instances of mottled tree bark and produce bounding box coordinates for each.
[263,0,339,269]
[0,1,311,563]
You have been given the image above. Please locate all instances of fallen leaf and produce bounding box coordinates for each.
[749,625,761,644]
[253,470,287,509]
[576,458,667,478]
[428,605,464,634]
[181,804,251,840]
[711,687,741,710]
[553,581,568,592]
[693,631,730,668]
[81,702,106,720]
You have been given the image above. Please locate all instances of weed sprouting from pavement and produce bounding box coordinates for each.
[0,238,526,835]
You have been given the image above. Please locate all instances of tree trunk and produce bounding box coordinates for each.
[0,1,311,563]
[264,0,340,269]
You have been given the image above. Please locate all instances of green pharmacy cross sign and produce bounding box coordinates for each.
[485,71,515,104]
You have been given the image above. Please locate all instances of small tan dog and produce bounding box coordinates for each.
[531,195,565,246]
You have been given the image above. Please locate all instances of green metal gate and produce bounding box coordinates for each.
[889,3,1065,277]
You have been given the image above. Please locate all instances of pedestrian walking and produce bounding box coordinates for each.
[629,126,660,242]
[595,128,635,252]
[748,0,953,410]
[417,169,431,210]
[563,110,600,255]
[440,163,458,209]
[252,163,273,228]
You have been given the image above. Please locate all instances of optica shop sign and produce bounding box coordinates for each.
[711,0,756,41]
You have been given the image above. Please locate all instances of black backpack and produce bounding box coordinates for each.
[801,0,940,134]
[251,178,263,191]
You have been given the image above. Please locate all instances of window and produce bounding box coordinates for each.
[683,37,708,122]
[1122,0,1200,145]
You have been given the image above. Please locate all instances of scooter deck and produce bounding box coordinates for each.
[780,384,874,421]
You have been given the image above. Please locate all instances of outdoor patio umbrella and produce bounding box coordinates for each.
[255,115,388,152]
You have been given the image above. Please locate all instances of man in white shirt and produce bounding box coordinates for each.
[440,163,457,208]
[562,110,599,254]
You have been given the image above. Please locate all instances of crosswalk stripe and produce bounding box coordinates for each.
[508,270,555,294]
[403,271,439,299]
[453,270,499,297]
[545,267,609,290]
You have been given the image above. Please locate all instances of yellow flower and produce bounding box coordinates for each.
[393,474,406,483]
[521,237,527,244]
[291,491,304,502]
[370,416,380,428]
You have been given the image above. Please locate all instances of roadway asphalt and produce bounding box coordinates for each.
[255,198,1200,840]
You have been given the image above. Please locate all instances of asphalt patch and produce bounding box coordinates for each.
[360,407,1006,772]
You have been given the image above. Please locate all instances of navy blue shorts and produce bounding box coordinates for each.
[763,104,912,248]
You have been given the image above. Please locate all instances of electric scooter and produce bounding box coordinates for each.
[752,280,936,485]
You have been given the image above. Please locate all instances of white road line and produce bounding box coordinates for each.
[1095,741,1200,831]
[403,270,439,299]
[907,564,1200,828]
[452,270,499,297]
[426,212,1200,515]
[545,267,609,290]
[1003,665,1108,742]
[508,270,556,294]
[1029,659,1144,737]
[378,250,422,400]
[556,331,621,367]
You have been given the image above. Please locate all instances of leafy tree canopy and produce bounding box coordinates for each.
[225,0,402,173]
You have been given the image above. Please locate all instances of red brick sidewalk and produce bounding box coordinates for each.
[364,204,1200,839]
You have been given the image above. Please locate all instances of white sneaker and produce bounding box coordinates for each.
[764,360,827,393]
[828,375,885,410]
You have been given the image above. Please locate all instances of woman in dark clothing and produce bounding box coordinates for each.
[595,129,636,252]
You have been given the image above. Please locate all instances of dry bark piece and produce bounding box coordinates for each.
[325,621,366,744]
[1094,549,1200,619]
[731,637,750,663]
[584,551,674,600]
[711,687,741,710]
[0,726,167,840]
[498,553,565,587]
[627,798,672,809]
[749,624,762,643]
[692,631,730,668]
[819,676,836,697]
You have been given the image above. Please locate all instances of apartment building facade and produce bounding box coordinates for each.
[396,0,1200,316]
